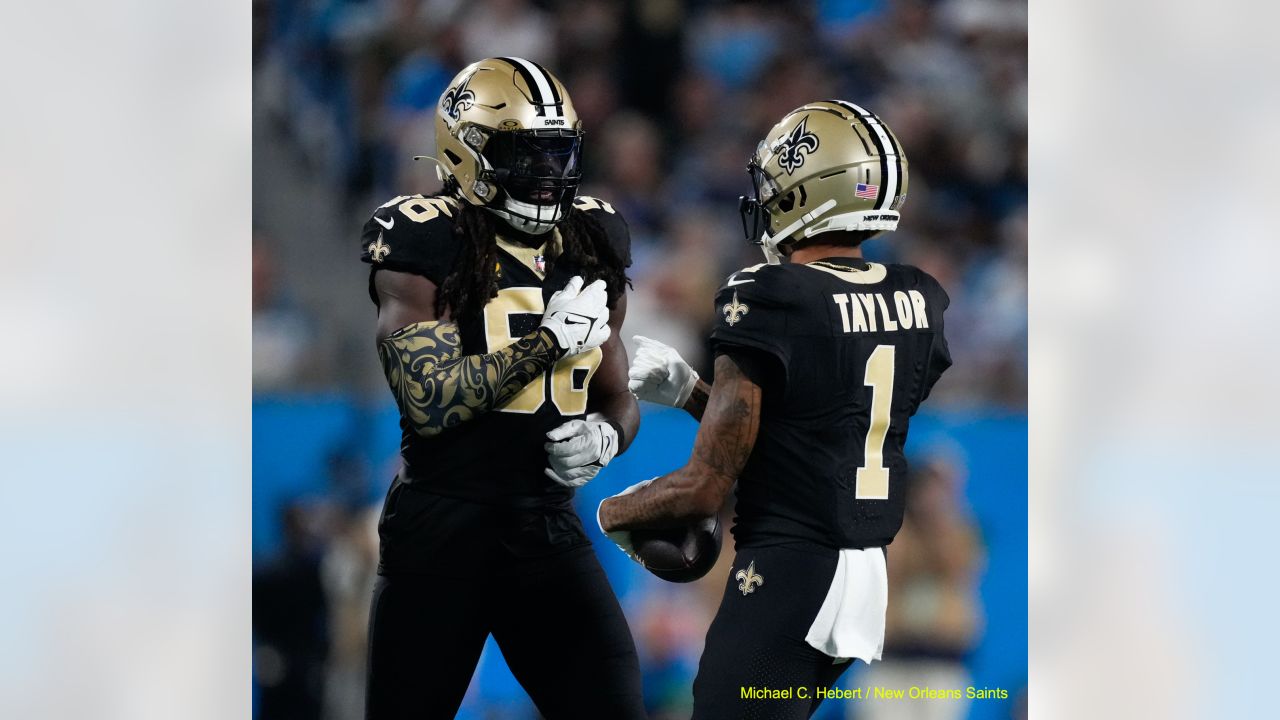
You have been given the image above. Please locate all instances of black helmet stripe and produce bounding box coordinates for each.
[826,100,890,210]
[869,103,905,209]
[498,56,561,118]
[527,59,562,105]
[844,101,902,211]
[830,100,900,211]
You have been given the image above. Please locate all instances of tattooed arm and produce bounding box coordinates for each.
[374,269,563,438]
[680,378,713,421]
[599,353,762,529]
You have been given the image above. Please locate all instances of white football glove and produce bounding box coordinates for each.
[541,276,611,356]
[628,335,698,407]
[596,478,655,562]
[544,413,620,488]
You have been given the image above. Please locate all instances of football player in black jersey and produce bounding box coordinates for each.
[598,100,953,719]
[359,58,644,719]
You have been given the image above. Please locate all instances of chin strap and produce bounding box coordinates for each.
[760,198,837,262]
[485,197,564,235]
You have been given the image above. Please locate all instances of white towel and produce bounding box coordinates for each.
[804,547,889,663]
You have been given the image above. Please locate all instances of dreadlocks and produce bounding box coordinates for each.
[434,197,631,323]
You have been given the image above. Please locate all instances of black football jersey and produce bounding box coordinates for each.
[359,194,631,504]
[709,257,951,549]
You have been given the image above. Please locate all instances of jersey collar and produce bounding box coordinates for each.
[810,256,870,271]
[495,230,563,279]
[805,257,887,284]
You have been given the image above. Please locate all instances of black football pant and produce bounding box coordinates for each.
[693,544,857,720]
[365,544,645,720]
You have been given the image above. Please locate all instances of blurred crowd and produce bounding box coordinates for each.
[252,0,1027,407]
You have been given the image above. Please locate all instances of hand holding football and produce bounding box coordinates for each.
[630,515,722,583]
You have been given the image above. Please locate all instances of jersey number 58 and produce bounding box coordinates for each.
[483,287,603,415]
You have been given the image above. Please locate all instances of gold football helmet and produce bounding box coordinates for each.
[739,100,909,262]
[430,57,582,235]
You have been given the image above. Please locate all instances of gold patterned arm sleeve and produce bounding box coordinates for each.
[377,321,563,437]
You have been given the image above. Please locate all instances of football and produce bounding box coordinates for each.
[631,516,723,583]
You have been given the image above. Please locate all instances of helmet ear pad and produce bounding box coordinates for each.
[774,181,810,214]
[434,121,492,206]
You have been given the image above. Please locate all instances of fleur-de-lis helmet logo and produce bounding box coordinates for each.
[735,560,764,596]
[776,116,820,175]
[440,73,477,123]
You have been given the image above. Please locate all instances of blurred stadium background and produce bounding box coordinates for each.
[251,1,1026,719]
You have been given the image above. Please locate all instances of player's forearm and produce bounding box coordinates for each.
[681,378,712,421]
[378,321,563,437]
[600,463,728,530]
[602,355,759,531]
[589,389,639,453]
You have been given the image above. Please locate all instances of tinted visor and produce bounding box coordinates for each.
[484,130,583,204]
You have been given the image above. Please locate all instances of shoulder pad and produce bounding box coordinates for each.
[882,263,950,314]
[360,195,462,285]
[909,266,951,312]
[710,263,797,369]
[716,262,802,299]
[873,263,951,334]
[572,195,631,267]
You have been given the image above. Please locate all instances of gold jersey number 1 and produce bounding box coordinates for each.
[855,344,895,500]
[482,287,603,415]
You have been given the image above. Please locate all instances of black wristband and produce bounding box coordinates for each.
[538,327,570,360]
[604,417,626,449]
